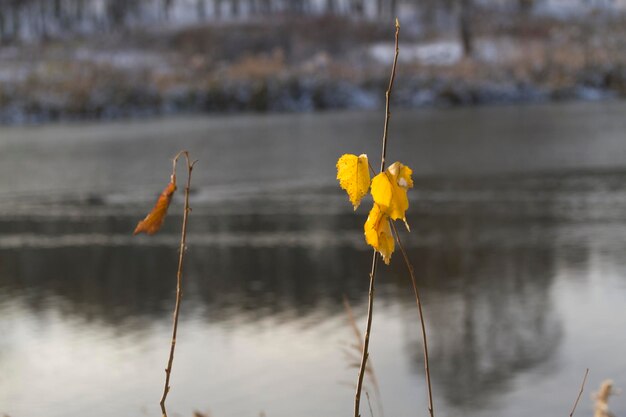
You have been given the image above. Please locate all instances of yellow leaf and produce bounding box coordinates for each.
[133,176,177,235]
[370,161,413,229]
[336,153,371,210]
[364,203,394,265]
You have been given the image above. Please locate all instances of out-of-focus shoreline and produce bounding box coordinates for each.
[2,13,626,125]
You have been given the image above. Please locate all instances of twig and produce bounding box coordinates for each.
[159,151,197,417]
[354,252,378,417]
[390,220,435,417]
[344,297,384,417]
[569,368,589,417]
[365,391,375,417]
[379,18,400,173]
[354,18,400,417]
[593,379,618,417]
[367,161,377,177]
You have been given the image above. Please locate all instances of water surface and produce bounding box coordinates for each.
[1,103,626,417]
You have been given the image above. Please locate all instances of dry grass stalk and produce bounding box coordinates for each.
[593,380,619,417]
[159,151,198,417]
[568,368,589,417]
[353,18,400,417]
[389,221,434,417]
[343,297,384,417]
[365,391,375,417]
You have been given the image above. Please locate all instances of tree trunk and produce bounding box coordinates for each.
[518,0,534,13]
[0,9,5,43]
[163,0,173,21]
[248,0,257,16]
[420,0,437,30]
[518,0,533,39]
[107,0,126,29]
[351,0,364,16]
[325,0,336,14]
[10,0,20,40]
[214,0,222,19]
[197,0,206,20]
[389,0,397,18]
[71,0,84,30]
[303,0,311,14]
[74,0,84,21]
[257,0,270,15]
[231,0,240,17]
[39,0,49,40]
[459,0,473,57]
[53,0,62,21]
[376,0,384,19]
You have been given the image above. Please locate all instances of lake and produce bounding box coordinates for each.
[0,102,625,417]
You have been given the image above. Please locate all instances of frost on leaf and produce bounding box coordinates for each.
[370,161,413,229]
[133,176,177,235]
[336,153,371,210]
[364,203,395,265]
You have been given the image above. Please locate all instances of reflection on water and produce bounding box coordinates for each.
[422,244,561,409]
[1,103,626,417]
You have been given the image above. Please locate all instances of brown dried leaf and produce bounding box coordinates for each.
[133,177,177,235]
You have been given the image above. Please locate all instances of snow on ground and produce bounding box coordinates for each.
[368,38,523,66]
[0,46,174,84]
[369,40,463,66]
[72,48,171,71]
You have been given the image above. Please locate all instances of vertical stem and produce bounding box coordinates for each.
[569,368,589,417]
[159,152,196,417]
[354,19,400,417]
[379,18,400,173]
[365,391,375,417]
[354,251,378,417]
[390,221,435,417]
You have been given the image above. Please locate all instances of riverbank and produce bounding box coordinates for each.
[2,12,626,124]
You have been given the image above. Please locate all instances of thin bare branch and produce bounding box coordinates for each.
[390,220,435,417]
[344,297,383,405]
[354,18,401,417]
[569,368,589,417]
[344,296,365,343]
[159,151,197,417]
[379,18,400,173]
[354,251,378,417]
[365,391,375,417]
[367,161,377,177]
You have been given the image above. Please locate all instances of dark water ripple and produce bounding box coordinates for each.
[1,104,626,417]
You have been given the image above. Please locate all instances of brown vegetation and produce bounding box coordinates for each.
[4,9,626,123]
[593,380,619,417]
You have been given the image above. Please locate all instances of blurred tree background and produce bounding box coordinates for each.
[1,0,626,123]
[3,0,612,48]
